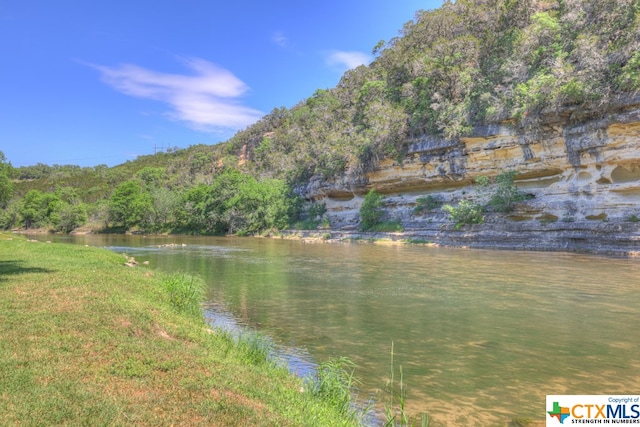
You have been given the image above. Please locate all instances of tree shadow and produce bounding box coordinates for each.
[0,260,56,282]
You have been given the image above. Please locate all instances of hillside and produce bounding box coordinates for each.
[2,0,640,253]
[227,0,640,184]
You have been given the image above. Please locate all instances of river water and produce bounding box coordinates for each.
[42,234,640,426]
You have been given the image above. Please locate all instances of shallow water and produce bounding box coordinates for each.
[47,235,640,426]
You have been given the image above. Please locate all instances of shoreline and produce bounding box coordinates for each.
[0,233,365,426]
[277,222,640,257]
[14,219,640,257]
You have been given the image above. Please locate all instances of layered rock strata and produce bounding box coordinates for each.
[298,101,640,255]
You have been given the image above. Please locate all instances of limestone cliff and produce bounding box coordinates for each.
[297,99,640,255]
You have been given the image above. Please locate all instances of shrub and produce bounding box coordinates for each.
[413,195,440,214]
[488,171,525,213]
[307,202,327,221]
[162,274,204,317]
[442,200,485,229]
[359,190,384,231]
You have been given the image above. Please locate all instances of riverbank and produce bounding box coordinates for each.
[279,220,640,256]
[13,213,640,256]
[0,233,363,426]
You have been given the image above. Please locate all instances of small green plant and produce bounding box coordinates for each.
[442,200,485,229]
[488,171,525,213]
[360,190,385,231]
[305,357,359,419]
[307,201,327,221]
[293,202,329,230]
[413,195,440,214]
[162,273,205,317]
[237,332,277,367]
[385,343,429,427]
[475,175,490,187]
[628,214,639,223]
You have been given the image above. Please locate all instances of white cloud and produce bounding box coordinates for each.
[326,50,372,71]
[87,57,263,132]
[272,31,289,47]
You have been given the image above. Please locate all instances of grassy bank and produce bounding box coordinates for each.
[0,233,362,426]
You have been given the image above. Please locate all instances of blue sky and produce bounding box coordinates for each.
[1,1,440,167]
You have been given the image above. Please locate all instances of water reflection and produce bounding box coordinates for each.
[43,234,640,426]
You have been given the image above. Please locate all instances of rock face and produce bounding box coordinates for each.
[298,101,640,255]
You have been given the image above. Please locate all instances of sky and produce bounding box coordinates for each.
[1,1,441,167]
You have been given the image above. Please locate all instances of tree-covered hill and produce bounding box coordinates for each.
[2,0,639,234]
[227,0,640,183]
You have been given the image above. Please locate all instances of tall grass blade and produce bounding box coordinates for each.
[162,273,205,317]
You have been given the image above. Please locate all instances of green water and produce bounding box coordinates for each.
[47,235,640,426]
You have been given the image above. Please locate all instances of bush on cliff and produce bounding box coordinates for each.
[443,200,485,229]
[360,190,384,231]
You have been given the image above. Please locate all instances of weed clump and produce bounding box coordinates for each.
[305,357,360,420]
[162,273,205,317]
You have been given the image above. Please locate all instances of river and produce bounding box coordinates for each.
[40,234,640,426]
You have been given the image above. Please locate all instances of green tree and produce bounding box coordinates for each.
[0,199,20,230]
[108,180,152,229]
[143,188,180,232]
[178,184,216,232]
[46,187,87,232]
[225,177,296,233]
[19,190,59,229]
[50,201,87,232]
[0,151,14,208]
[359,190,384,231]
[136,167,165,188]
[175,169,297,234]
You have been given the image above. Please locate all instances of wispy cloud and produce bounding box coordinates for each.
[271,31,289,48]
[326,50,372,71]
[86,57,263,132]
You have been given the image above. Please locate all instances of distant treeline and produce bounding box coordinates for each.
[1,150,300,234]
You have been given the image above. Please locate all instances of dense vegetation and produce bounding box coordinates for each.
[227,0,640,183]
[2,0,639,234]
[1,157,299,235]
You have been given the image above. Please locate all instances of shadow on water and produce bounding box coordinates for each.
[203,302,383,426]
[0,260,56,281]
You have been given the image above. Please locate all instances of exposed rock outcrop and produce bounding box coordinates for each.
[297,100,640,255]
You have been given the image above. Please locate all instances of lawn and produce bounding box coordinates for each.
[0,233,361,426]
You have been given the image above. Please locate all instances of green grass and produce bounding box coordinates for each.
[162,273,205,317]
[384,342,430,427]
[0,233,363,426]
[305,357,358,419]
[366,220,404,232]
